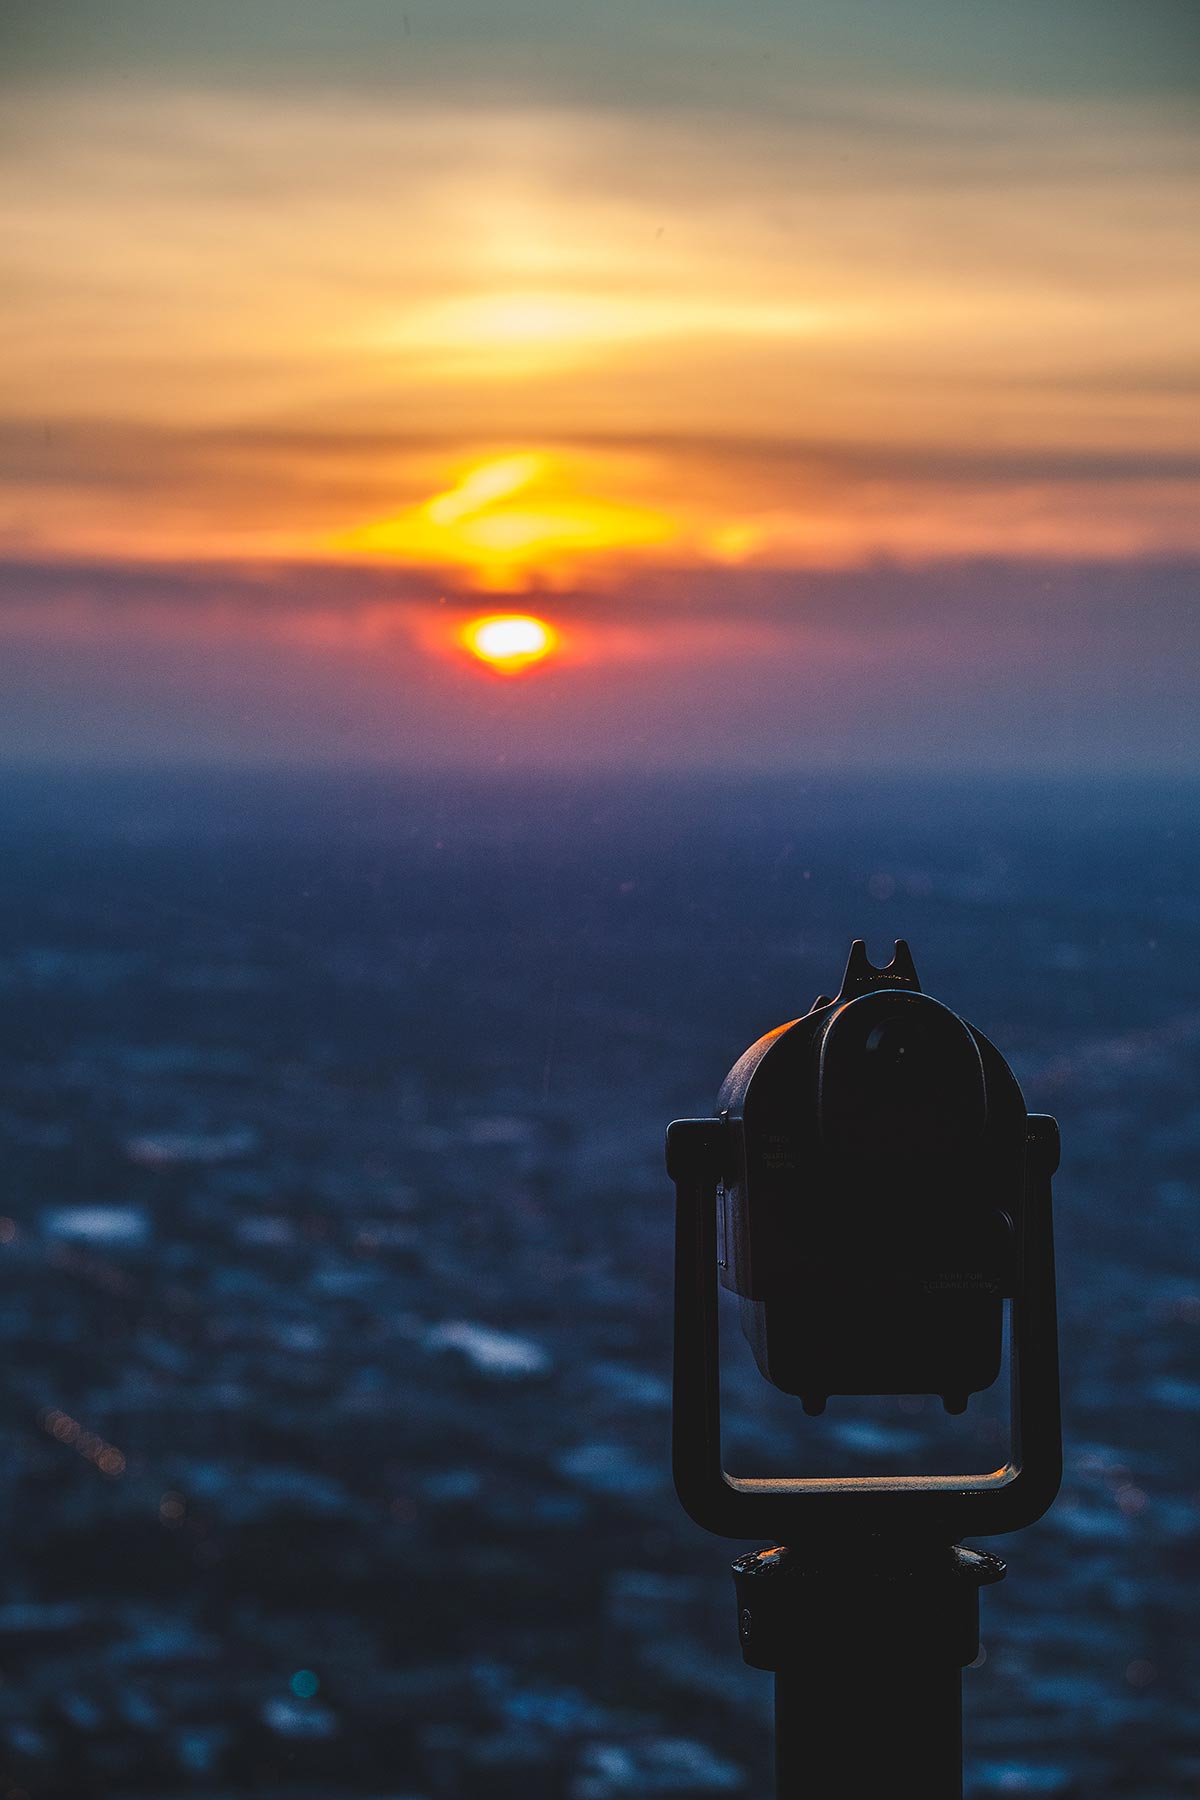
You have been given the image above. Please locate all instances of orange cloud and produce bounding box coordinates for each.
[1,85,1196,574]
[332,451,678,587]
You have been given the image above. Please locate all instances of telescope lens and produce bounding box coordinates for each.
[863,1015,927,1069]
[819,996,988,1155]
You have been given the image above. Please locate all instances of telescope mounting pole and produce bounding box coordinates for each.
[733,1539,1005,1798]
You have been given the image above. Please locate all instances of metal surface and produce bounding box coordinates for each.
[667,1111,1061,1542]
[667,944,1064,1795]
[730,1543,1005,1796]
[750,1544,1004,1797]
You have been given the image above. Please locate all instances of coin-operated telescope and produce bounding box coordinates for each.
[667,941,1061,1797]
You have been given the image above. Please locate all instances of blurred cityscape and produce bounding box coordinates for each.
[0,768,1196,1798]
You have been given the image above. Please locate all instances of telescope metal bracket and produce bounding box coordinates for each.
[667,1113,1062,1542]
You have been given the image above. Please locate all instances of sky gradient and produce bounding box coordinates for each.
[2,1,1197,768]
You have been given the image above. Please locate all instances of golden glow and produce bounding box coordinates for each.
[460,613,557,672]
[427,455,543,525]
[707,523,762,564]
[1,86,1197,569]
[399,290,841,367]
[337,452,676,587]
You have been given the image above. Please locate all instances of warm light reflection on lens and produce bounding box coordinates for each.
[460,614,557,672]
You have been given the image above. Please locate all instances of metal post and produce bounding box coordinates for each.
[732,1542,1005,1799]
[774,1638,964,1796]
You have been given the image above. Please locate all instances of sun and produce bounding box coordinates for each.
[460,613,558,673]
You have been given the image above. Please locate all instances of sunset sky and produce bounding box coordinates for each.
[2,1,1197,769]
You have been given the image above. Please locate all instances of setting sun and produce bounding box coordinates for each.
[460,614,558,673]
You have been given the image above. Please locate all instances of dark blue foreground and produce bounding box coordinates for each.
[0,767,1195,1797]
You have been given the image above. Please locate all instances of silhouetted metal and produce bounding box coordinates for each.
[667,940,1062,1796]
